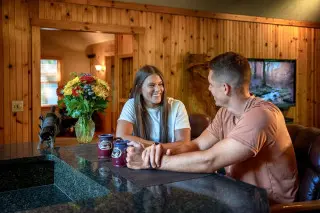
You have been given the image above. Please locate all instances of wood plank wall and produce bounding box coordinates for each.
[1,0,31,145]
[315,29,320,128]
[0,1,4,145]
[1,0,320,144]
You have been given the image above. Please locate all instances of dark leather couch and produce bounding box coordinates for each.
[271,124,320,213]
[189,113,211,139]
[189,114,320,212]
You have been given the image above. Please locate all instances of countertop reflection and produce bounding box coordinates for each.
[0,143,269,213]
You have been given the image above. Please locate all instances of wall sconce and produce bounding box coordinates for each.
[87,54,106,72]
[94,65,106,72]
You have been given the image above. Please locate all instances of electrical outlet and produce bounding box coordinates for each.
[12,100,24,112]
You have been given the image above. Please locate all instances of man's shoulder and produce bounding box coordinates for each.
[246,97,281,116]
[217,107,231,116]
[241,98,282,127]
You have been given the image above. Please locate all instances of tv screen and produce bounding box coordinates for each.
[248,59,296,108]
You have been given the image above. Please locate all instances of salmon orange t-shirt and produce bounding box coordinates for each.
[207,97,298,204]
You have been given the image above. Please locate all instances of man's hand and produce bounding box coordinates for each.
[126,141,150,169]
[142,143,171,168]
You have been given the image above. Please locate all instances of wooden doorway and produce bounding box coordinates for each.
[31,19,145,142]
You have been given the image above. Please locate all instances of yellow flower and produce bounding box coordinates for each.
[63,77,80,96]
[97,79,110,91]
[92,84,109,100]
[63,87,72,96]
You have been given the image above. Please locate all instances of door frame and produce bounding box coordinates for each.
[31,18,145,141]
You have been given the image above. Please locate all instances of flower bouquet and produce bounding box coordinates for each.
[59,73,110,143]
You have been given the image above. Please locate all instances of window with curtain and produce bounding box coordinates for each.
[40,59,60,106]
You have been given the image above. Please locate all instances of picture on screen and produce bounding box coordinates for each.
[248,59,296,108]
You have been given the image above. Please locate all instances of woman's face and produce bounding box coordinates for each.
[141,74,164,108]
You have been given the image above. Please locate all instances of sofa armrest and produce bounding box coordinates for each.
[271,200,320,213]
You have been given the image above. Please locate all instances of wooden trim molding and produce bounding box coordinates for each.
[45,0,320,28]
[270,200,320,213]
[0,0,4,144]
[118,53,133,59]
[32,26,41,142]
[31,18,146,34]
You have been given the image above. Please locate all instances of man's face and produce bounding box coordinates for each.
[208,70,227,107]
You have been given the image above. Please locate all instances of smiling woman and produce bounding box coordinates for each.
[140,73,164,108]
[116,65,191,147]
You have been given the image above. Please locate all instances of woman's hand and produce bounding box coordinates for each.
[127,141,145,153]
[126,141,150,169]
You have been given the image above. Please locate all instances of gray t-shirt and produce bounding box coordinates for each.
[118,97,190,142]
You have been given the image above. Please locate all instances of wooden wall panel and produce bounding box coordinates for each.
[117,35,133,55]
[1,0,31,145]
[177,15,186,99]
[162,14,172,99]
[39,2,319,128]
[3,0,14,145]
[119,57,133,100]
[22,0,31,143]
[315,29,320,128]
[31,26,41,142]
[155,13,163,74]
[9,0,17,145]
[0,0,3,145]
[169,15,179,98]
[1,0,320,143]
[15,0,23,143]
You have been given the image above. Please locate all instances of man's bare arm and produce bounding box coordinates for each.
[154,129,220,154]
[145,129,220,168]
[156,138,254,173]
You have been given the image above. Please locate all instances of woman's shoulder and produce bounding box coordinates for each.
[167,97,185,108]
[126,98,134,104]
[123,98,135,108]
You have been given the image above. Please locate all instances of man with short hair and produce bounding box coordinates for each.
[126,52,298,204]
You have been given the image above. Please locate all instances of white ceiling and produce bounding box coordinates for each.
[40,29,115,52]
[120,0,320,22]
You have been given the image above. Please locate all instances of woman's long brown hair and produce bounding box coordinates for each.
[130,65,169,142]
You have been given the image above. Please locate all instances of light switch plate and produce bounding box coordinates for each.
[12,100,24,112]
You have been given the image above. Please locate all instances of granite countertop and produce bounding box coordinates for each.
[0,143,269,213]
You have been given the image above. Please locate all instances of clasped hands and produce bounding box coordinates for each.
[126,141,173,170]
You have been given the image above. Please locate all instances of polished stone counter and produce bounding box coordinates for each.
[0,143,269,213]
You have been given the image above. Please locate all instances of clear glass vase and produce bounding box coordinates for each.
[75,116,95,143]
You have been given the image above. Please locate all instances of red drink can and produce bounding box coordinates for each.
[97,134,113,159]
[111,139,129,167]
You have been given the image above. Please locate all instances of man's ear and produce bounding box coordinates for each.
[223,83,232,96]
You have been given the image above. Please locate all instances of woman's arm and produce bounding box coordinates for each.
[174,128,190,142]
[116,122,192,148]
[156,128,192,153]
[116,120,155,147]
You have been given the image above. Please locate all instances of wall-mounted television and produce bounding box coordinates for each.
[248,59,296,109]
